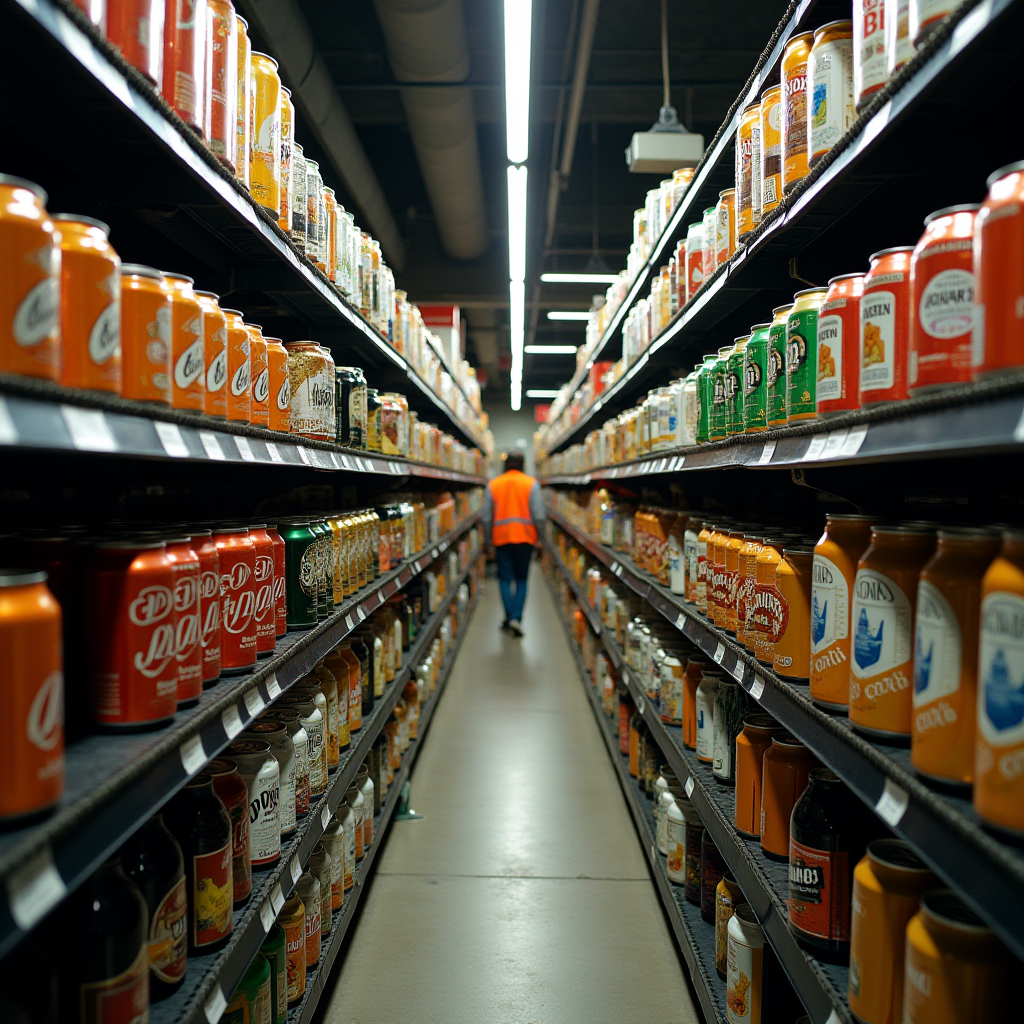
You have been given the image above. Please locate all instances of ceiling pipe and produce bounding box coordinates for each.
[373,0,490,261]
[239,0,406,269]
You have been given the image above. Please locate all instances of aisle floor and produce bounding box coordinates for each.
[324,564,699,1024]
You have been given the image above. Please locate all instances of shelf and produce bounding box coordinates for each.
[0,514,480,960]
[546,510,1024,963]
[543,0,1024,455]
[0,378,485,485]
[0,0,485,451]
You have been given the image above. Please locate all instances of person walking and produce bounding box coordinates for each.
[483,450,545,637]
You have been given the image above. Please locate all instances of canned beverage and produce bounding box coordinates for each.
[108,0,164,83]
[278,893,306,1004]
[320,816,346,912]
[224,948,270,1021]
[247,323,270,427]
[164,536,203,707]
[226,739,280,868]
[886,0,913,76]
[278,87,294,234]
[261,525,286,637]
[249,52,282,214]
[854,0,888,108]
[752,537,785,666]
[716,873,743,980]
[306,162,325,268]
[260,923,287,1024]
[263,337,290,432]
[773,546,813,681]
[736,102,761,241]
[0,176,61,381]
[725,339,747,436]
[737,534,763,647]
[204,0,237,170]
[244,719,295,836]
[734,714,778,837]
[296,870,321,964]
[707,526,729,627]
[207,757,251,906]
[712,678,747,783]
[249,525,277,657]
[849,525,936,741]
[0,570,64,821]
[910,0,958,46]
[973,162,1024,380]
[194,290,228,417]
[816,273,863,414]
[279,520,318,629]
[861,246,913,404]
[849,840,936,1024]
[324,188,338,282]
[682,657,706,749]
[715,188,736,265]
[760,733,818,860]
[684,222,704,304]
[808,21,854,166]
[308,842,333,935]
[786,286,828,421]
[264,707,309,818]
[162,0,207,132]
[781,32,813,193]
[903,890,1013,1023]
[120,266,171,403]
[234,14,251,185]
[213,527,257,674]
[759,85,783,215]
[695,355,716,444]
[694,522,714,616]
[710,346,731,442]
[286,341,331,440]
[909,206,977,393]
[741,323,769,432]
[190,530,221,685]
[307,520,330,619]
[726,904,764,1024]
[767,304,791,426]
[87,541,178,729]
[696,671,721,763]
[290,143,307,249]
[975,529,1024,834]
[163,273,205,413]
[337,801,356,890]
[683,811,705,903]
[222,308,251,421]
[53,215,121,393]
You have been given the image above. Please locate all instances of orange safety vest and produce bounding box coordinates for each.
[489,470,538,546]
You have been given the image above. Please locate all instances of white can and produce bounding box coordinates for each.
[666,798,688,883]
[282,696,326,797]
[227,740,281,868]
[695,673,721,763]
[244,720,296,835]
[727,904,765,1024]
[308,842,333,936]
[345,784,366,860]
[885,0,913,76]
[854,0,888,109]
[657,786,677,855]
[660,655,685,725]
[808,26,854,166]
[337,801,356,891]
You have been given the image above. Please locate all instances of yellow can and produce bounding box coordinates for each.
[735,102,761,241]
[759,85,783,215]
[781,32,813,193]
[249,51,281,215]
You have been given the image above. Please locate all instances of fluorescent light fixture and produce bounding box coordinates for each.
[511,380,522,411]
[545,311,590,321]
[540,272,620,284]
[507,165,528,283]
[526,389,561,398]
[509,278,525,410]
[504,0,532,163]
[525,344,577,354]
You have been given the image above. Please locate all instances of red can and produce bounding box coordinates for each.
[191,529,222,684]
[107,0,164,84]
[817,273,863,414]
[87,541,178,729]
[860,246,913,405]
[249,525,277,657]
[162,0,208,134]
[204,0,238,171]
[910,205,978,393]
[0,570,64,821]
[213,528,257,674]
[265,525,287,636]
[973,161,1024,380]
[165,537,203,707]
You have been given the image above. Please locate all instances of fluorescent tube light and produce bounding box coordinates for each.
[526,389,561,398]
[504,0,532,163]
[540,272,620,284]
[507,165,528,283]
[509,279,525,410]
[525,345,577,353]
[545,311,590,321]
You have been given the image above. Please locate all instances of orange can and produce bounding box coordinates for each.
[163,273,206,413]
[723,529,745,633]
[194,290,227,417]
[811,514,876,711]
[249,51,282,215]
[222,307,251,420]
[735,102,761,241]
[0,570,64,822]
[265,337,291,432]
[849,525,936,741]
[0,176,61,381]
[912,528,1000,786]
[204,0,237,171]
[247,323,270,427]
[278,87,294,233]
[734,714,779,838]
[759,733,818,860]
[759,84,783,215]
[107,0,164,84]
[860,246,914,405]
[708,526,730,629]
[120,264,171,404]
[162,0,207,133]
[773,546,813,681]
[781,32,813,194]
[53,215,121,393]
[715,189,736,265]
[816,273,863,415]
[973,161,1024,380]
[279,893,306,1004]
[752,536,785,666]
[234,14,251,185]
[736,534,763,648]
[324,188,338,283]
[975,528,1024,835]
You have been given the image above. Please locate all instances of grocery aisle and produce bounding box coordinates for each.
[325,564,699,1024]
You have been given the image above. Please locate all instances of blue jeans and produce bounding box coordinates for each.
[495,543,533,622]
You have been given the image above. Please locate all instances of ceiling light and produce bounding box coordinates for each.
[526,389,561,398]
[504,0,532,163]
[540,272,619,284]
[545,311,590,321]
[507,165,528,283]
[525,345,577,353]
[509,279,525,411]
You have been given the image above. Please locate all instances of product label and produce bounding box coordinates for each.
[789,837,850,940]
[812,555,850,655]
[978,592,1024,751]
[726,927,762,1022]
[858,0,887,96]
[276,375,291,411]
[221,561,255,639]
[784,68,808,163]
[810,38,853,156]
[851,568,912,681]
[192,841,232,948]
[88,303,121,365]
[913,580,961,708]
[695,686,716,760]
[230,354,250,396]
[13,275,59,347]
[860,289,895,391]
[752,583,788,645]
[786,308,818,415]
[206,345,227,394]
[253,368,270,406]
[285,919,306,1000]
[767,323,787,421]
[816,314,843,399]
[149,876,188,983]
[174,338,205,390]
[79,944,149,1024]
[918,268,974,338]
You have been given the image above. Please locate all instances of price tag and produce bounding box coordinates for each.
[243,688,265,717]
[841,423,869,457]
[204,987,228,1024]
[734,661,746,683]
[6,849,66,930]
[155,421,189,458]
[612,563,623,577]
[344,614,354,631]
[820,429,849,460]
[290,857,302,884]
[266,442,283,463]
[757,441,776,465]
[714,643,725,664]
[684,776,695,797]
[221,704,243,739]
[357,606,366,622]
[414,561,422,573]
[179,734,206,775]
[0,396,18,444]
[321,804,331,829]
[235,435,256,461]
[266,673,281,699]
[951,0,992,55]
[198,431,225,460]
[340,455,352,470]
[636,694,645,715]
[874,779,909,827]
[61,405,117,451]
[675,614,686,630]
[270,883,285,914]
[825,1011,843,1024]
[750,676,765,699]
[259,898,275,934]
[330,452,342,469]
[297,446,311,466]
[431,549,439,559]
[804,435,828,461]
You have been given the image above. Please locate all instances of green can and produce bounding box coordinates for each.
[307,519,331,620]
[726,337,748,435]
[743,323,771,431]
[261,922,288,1024]
[695,356,716,444]
[767,303,792,427]
[709,345,732,442]
[279,520,318,629]
[786,287,828,421]
[223,952,271,1024]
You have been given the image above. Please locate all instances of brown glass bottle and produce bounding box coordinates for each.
[206,757,252,907]
[350,634,375,716]
[700,831,727,924]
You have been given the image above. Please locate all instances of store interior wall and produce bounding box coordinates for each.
[482,400,541,476]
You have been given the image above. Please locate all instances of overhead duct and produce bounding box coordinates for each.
[240,0,406,269]
[373,0,490,261]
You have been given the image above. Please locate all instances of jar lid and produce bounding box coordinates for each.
[221,307,244,316]
[771,732,805,747]
[793,286,827,297]
[772,303,793,315]
[206,758,238,775]
[194,289,221,300]
[750,322,771,330]
[227,739,271,755]
[923,203,981,226]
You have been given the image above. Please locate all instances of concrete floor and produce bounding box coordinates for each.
[324,564,700,1024]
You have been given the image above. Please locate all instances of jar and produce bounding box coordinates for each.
[910,0,959,46]
[696,522,714,615]
[243,719,296,835]
[808,21,854,166]
[781,32,813,193]
[700,830,726,925]
[666,797,687,884]
[736,534,763,648]
[726,904,764,1024]
[320,816,346,912]
[725,529,747,633]
[734,715,780,837]
[668,517,688,595]
[773,546,814,681]
[695,671,721,764]
[308,842,333,937]
[279,892,306,1003]
[767,303,792,427]
[264,707,309,819]
[759,733,818,860]
[346,783,366,860]
[295,870,321,967]
[684,519,701,603]
[854,0,888,108]
[817,273,863,414]
[682,656,707,749]
[659,653,686,726]
[708,525,731,628]
[702,204,719,283]
[860,246,914,405]
[885,0,913,76]
[752,536,785,665]
[206,757,252,907]
[715,873,744,981]
[358,765,375,848]
[736,102,761,241]
[786,286,828,421]
[759,85,783,216]
[336,802,357,891]
[366,388,383,452]
[713,678,748,784]
[742,323,770,432]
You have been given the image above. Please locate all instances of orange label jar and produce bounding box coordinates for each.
[164,273,205,413]
[816,273,862,415]
[849,525,936,741]
[759,85,783,214]
[696,522,714,615]
[860,246,913,405]
[734,714,779,838]
[120,264,171,404]
[221,308,250,421]
[53,215,121,393]
[781,32,813,194]
[0,176,60,381]
[247,324,270,427]
[194,290,227,417]
[265,337,291,432]
[972,161,1024,380]
[773,546,813,681]
[912,528,1000,786]
[708,526,731,629]
[811,514,875,711]
[909,205,978,393]
[752,537,786,666]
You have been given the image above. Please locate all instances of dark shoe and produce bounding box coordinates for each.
[500,618,511,632]
[509,619,523,637]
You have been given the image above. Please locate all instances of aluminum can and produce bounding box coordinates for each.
[885,0,913,76]
[264,525,287,636]
[737,535,763,646]
[726,904,764,1024]
[265,337,291,432]
[278,893,305,1003]
[120,264,170,403]
[279,520,318,629]
[162,0,207,133]
[712,677,747,782]
[194,290,227,417]
[854,0,888,108]
[207,757,251,906]
[709,346,731,441]
[249,52,282,214]
[809,21,854,167]
[974,529,1024,834]
[725,338,747,436]
[321,816,346,912]
[290,143,307,249]
[222,307,251,421]
[773,546,813,681]
[0,176,60,380]
[249,525,277,657]
[306,161,325,268]
[903,890,1014,1023]
[324,188,339,282]
[295,871,321,965]
[786,286,828,421]
[264,707,309,818]
[53,215,121,393]
[164,537,203,707]
[715,188,736,265]
[87,541,178,728]
[260,923,287,1024]
[243,720,295,835]
[767,304,791,426]
[695,672,720,763]
[234,14,251,185]
[226,739,280,868]
[695,522,713,615]
[213,527,257,673]
[759,733,818,860]
[190,529,222,684]
[910,0,958,45]
[308,519,331,619]
[781,32,812,193]
[715,872,743,980]
[752,537,785,665]
[849,525,936,741]
[204,0,237,170]
[725,529,746,632]
[912,528,1000,785]
[849,840,935,1024]
[742,323,770,432]
[734,714,778,837]
[226,949,269,1022]
[285,340,331,440]
[278,87,294,234]
[707,526,729,626]
[163,272,205,413]
[816,273,863,413]
[279,696,325,796]
[861,246,913,404]
[108,0,164,83]
[0,570,64,821]
[308,842,333,935]
[973,162,1024,380]
[759,85,783,215]
[684,222,704,304]
[736,103,761,241]
[247,323,270,427]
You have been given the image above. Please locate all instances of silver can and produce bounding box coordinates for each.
[226,739,280,868]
